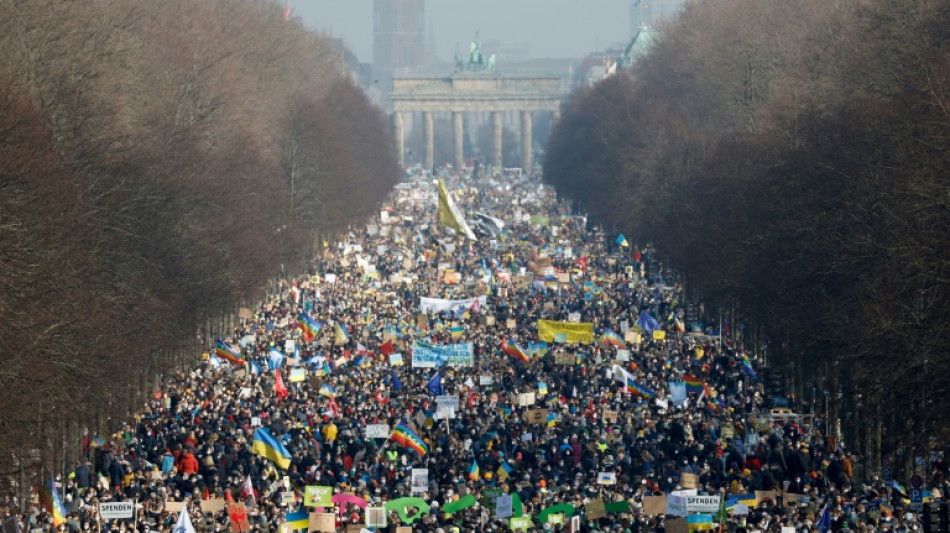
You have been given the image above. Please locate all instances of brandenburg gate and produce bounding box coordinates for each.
[391,73,564,170]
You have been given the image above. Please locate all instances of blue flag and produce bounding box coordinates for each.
[391,370,404,391]
[426,372,445,396]
[816,505,832,533]
[637,311,660,334]
[249,360,262,375]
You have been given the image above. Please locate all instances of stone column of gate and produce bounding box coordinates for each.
[492,111,503,168]
[393,112,404,168]
[453,111,464,170]
[423,111,434,170]
[521,110,533,171]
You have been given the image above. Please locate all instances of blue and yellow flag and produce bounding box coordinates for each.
[252,428,292,470]
[285,509,309,530]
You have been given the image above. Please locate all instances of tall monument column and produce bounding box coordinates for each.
[521,110,532,171]
[393,112,404,168]
[492,111,503,168]
[423,111,434,170]
[453,111,464,170]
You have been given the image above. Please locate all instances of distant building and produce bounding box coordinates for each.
[629,0,685,33]
[373,0,426,71]
[482,40,531,64]
[373,0,427,107]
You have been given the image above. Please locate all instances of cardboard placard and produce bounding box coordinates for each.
[643,496,667,515]
[228,503,250,532]
[506,319,517,329]
[309,512,336,532]
[555,353,574,365]
[238,308,253,319]
[526,408,547,425]
[485,316,496,326]
[164,501,185,513]
[667,518,689,533]
[680,473,699,489]
[585,499,606,520]
[396,528,412,533]
[150,470,164,481]
[200,498,227,514]
[783,493,806,506]
[755,491,778,506]
[603,410,619,423]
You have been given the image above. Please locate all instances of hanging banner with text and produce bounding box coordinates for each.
[411,340,474,368]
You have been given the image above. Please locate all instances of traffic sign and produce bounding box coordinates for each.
[911,474,924,489]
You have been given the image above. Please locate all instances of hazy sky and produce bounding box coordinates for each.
[295,0,635,62]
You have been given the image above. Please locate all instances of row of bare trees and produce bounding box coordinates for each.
[0,0,399,485]
[546,0,950,478]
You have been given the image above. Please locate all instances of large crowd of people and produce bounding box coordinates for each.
[3,168,946,533]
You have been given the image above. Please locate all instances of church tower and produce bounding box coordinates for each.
[373,0,426,72]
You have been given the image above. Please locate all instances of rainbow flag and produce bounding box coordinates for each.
[601,329,627,349]
[626,379,657,398]
[50,477,67,527]
[214,339,244,365]
[612,365,656,398]
[298,312,323,342]
[334,323,350,344]
[469,460,480,481]
[391,422,428,456]
[683,375,709,395]
[501,338,530,363]
[674,317,686,334]
[285,509,309,530]
[741,354,757,380]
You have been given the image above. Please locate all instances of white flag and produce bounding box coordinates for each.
[174,507,196,533]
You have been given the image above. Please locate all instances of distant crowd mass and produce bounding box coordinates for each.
[3,168,947,533]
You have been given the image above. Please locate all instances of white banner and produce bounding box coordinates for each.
[419,296,487,315]
[99,502,135,519]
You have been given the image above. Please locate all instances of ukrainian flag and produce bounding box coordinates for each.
[285,509,309,530]
[334,323,350,344]
[252,428,292,470]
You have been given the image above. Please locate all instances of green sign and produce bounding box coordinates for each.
[510,516,534,531]
[304,485,333,507]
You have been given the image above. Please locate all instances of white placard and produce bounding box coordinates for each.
[517,392,536,406]
[99,502,135,519]
[435,395,459,411]
[364,424,390,439]
[495,495,513,519]
[615,349,630,362]
[410,469,429,493]
[479,375,493,386]
[685,495,722,513]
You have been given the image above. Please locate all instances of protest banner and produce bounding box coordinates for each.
[419,296,487,314]
[537,320,594,343]
[411,340,474,368]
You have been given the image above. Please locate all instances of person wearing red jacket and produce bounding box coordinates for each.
[179,450,200,475]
